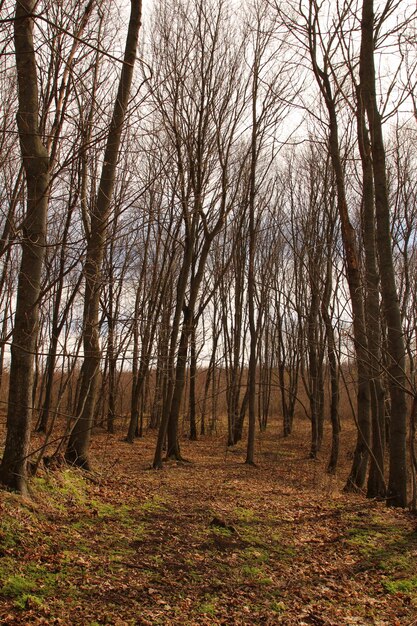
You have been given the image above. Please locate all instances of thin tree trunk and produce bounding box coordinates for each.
[356,84,386,498]
[307,5,371,491]
[322,257,340,474]
[246,40,259,467]
[65,0,142,467]
[189,321,198,441]
[307,290,320,459]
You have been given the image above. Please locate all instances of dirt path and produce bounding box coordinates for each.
[0,423,416,624]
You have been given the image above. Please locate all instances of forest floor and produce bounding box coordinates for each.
[0,418,417,625]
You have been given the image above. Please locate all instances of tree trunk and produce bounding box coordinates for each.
[166,312,191,460]
[359,0,407,507]
[126,290,141,443]
[322,257,340,474]
[329,112,370,491]
[189,321,198,441]
[65,0,142,468]
[245,40,259,467]
[153,244,194,468]
[0,0,50,494]
[307,290,321,459]
[233,387,249,444]
[355,85,386,498]
[308,6,371,491]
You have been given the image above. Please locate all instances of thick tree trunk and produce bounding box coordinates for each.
[0,1,50,494]
[360,0,407,507]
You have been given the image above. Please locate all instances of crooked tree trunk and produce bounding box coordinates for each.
[65,0,142,468]
[0,1,50,494]
[36,272,81,434]
[233,388,249,444]
[165,237,219,459]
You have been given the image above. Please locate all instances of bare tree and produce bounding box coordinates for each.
[151,0,248,467]
[65,0,142,468]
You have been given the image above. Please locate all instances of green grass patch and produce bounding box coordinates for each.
[188,570,203,582]
[1,563,59,610]
[234,507,259,523]
[210,525,234,538]
[383,577,417,595]
[140,494,167,514]
[242,546,269,563]
[33,469,88,508]
[271,600,286,614]
[0,517,21,550]
[271,533,297,559]
[241,565,273,585]
[239,525,268,547]
[198,597,218,616]
[14,593,44,610]
[90,500,133,522]
[346,527,386,556]
[1,574,36,598]
[346,516,417,577]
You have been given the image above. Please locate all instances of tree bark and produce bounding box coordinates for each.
[0,0,50,494]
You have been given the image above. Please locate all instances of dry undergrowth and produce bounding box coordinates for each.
[0,418,416,625]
